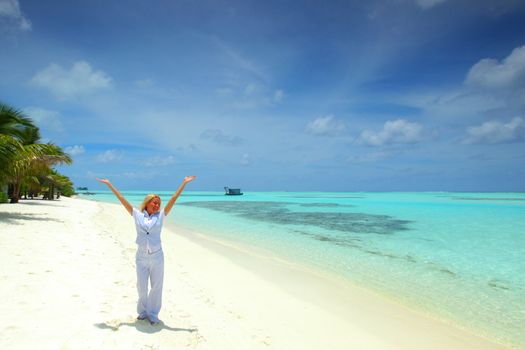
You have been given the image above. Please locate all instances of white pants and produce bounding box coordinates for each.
[135,249,164,322]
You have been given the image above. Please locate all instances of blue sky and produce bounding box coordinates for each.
[1,0,525,191]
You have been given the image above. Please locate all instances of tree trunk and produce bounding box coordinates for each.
[7,184,13,199]
[10,182,21,203]
[48,185,54,200]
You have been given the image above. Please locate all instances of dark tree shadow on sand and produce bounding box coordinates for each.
[0,212,64,225]
[11,200,67,207]
[94,319,198,334]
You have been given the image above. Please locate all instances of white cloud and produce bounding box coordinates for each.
[142,155,176,167]
[200,129,243,146]
[306,115,346,136]
[0,0,31,30]
[359,119,423,146]
[23,107,63,132]
[415,0,447,9]
[465,45,525,89]
[96,149,123,163]
[31,61,112,99]
[464,117,525,144]
[65,145,85,156]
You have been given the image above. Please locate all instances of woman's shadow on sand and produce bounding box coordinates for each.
[94,318,197,334]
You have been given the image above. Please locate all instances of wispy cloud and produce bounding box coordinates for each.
[23,107,63,132]
[213,37,268,82]
[465,45,525,90]
[306,115,346,136]
[464,117,525,144]
[96,149,123,163]
[230,87,284,109]
[0,0,31,30]
[65,145,85,156]
[200,129,243,146]
[359,119,423,146]
[31,61,112,99]
[142,155,176,167]
[398,44,525,126]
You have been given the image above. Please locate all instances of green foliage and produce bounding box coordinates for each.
[0,102,35,140]
[61,186,76,197]
[0,135,21,180]
[41,169,76,198]
[0,191,8,203]
[0,101,74,202]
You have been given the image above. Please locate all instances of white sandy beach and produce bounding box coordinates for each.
[0,197,512,350]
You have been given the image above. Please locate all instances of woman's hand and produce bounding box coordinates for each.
[164,176,197,216]
[183,176,196,184]
[96,178,111,186]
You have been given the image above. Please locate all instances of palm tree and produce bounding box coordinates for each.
[0,102,34,138]
[0,134,21,202]
[39,169,75,200]
[0,103,33,177]
[1,102,72,203]
[6,142,72,203]
[0,135,21,174]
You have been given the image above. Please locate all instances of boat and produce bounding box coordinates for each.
[224,187,243,195]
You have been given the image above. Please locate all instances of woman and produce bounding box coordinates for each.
[96,176,196,325]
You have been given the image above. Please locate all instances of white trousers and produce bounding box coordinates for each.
[135,249,164,322]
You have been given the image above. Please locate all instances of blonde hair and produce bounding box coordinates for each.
[140,194,161,212]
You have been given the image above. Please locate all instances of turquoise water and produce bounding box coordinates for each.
[80,191,525,348]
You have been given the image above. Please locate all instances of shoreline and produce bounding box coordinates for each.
[0,197,514,349]
[173,222,519,350]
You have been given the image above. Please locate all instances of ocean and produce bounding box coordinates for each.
[80,190,525,348]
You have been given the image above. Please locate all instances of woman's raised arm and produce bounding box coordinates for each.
[164,176,196,216]
[96,178,133,215]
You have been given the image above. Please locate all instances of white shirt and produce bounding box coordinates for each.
[132,208,164,253]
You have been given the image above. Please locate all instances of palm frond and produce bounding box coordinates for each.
[0,102,36,140]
